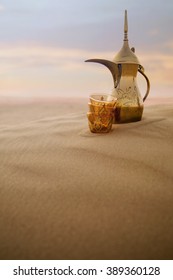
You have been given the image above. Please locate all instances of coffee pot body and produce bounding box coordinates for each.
[110,63,150,123]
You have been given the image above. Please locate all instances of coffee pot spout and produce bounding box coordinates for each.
[85,59,122,88]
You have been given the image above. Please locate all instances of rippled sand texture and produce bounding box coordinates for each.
[0,98,173,259]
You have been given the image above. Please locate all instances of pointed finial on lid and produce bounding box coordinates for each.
[124,10,128,41]
[113,10,140,64]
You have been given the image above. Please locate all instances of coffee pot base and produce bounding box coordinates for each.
[114,105,144,123]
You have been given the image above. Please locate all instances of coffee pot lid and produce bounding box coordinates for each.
[113,10,140,65]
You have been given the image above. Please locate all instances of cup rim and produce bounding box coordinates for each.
[89,94,117,103]
[88,102,115,109]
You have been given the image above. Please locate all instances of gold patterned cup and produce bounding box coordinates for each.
[87,94,117,133]
[89,94,117,107]
[88,102,115,115]
[87,111,114,133]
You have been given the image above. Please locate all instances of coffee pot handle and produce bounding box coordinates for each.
[138,67,150,102]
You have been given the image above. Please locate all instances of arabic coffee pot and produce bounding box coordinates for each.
[85,10,150,123]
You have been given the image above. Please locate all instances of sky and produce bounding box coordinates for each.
[0,0,173,100]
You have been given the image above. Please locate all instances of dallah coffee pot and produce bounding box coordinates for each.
[85,10,150,123]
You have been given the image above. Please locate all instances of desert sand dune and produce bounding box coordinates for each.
[0,98,173,260]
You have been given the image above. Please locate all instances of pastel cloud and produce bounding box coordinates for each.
[0,4,4,11]
[0,43,172,98]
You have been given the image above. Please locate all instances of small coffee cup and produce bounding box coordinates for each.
[87,111,114,133]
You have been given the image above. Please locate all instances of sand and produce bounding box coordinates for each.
[0,97,173,260]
